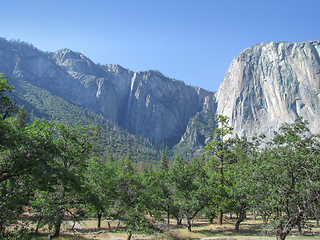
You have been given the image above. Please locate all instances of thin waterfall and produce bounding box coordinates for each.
[124,73,137,129]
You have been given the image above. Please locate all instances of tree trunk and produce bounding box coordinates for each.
[276,235,286,240]
[127,232,132,240]
[167,205,170,225]
[187,219,192,232]
[48,217,62,239]
[297,222,302,235]
[235,220,241,232]
[275,211,304,240]
[218,208,223,225]
[234,211,244,231]
[207,210,215,224]
[262,215,267,224]
[275,222,285,240]
[97,212,102,228]
[35,215,43,235]
[114,221,120,232]
[274,207,281,218]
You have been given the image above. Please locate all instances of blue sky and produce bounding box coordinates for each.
[1,0,320,91]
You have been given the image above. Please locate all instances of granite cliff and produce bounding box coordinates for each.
[214,41,320,140]
[0,38,213,148]
[1,38,320,157]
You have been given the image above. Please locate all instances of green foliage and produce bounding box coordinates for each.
[204,115,234,225]
[110,160,159,239]
[28,123,102,238]
[227,135,259,230]
[0,73,16,120]
[225,117,320,237]
[159,150,168,171]
[259,118,320,239]
[3,68,320,240]
[172,108,216,160]
[13,78,165,165]
[204,115,234,162]
[0,76,52,237]
[0,75,103,237]
[169,157,213,231]
[0,118,62,238]
[86,158,117,216]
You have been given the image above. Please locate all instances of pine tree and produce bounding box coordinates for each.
[160,150,168,171]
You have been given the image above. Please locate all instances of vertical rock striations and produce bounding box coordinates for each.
[215,41,320,140]
[127,71,212,144]
[0,38,213,146]
[1,38,320,154]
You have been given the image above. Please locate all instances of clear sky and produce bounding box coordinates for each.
[1,0,320,92]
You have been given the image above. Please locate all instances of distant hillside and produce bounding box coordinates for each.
[1,38,320,160]
[7,68,165,165]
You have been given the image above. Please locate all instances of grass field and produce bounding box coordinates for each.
[28,216,320,240]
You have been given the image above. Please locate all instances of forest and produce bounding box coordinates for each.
[1,73,320,240]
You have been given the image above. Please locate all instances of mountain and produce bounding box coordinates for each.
[1,38,320,159]
[214,41,320,140]
[0,38,214,151]
[0,39,167,163]
[173,40,320,158]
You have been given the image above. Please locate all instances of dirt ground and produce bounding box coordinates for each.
[32,217,320,240]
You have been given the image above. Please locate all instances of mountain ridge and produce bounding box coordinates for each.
[0,38,214,150]
[1,37,319,159]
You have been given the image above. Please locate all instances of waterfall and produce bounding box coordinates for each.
[124,73,136,129]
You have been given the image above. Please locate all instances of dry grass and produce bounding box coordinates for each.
[28,217,320,240]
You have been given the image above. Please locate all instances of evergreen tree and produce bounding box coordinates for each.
[204,115,234,225]
[160,150,168,171]
[107,149,114,163]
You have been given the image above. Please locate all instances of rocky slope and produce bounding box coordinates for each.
[214,41,320,140]
[0,38,213,147]
[173,95,217,158]
[1,38,320,157]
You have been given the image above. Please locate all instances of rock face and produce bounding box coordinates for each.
[0,38,213,146]
[173,95,217,158]
[126,71,210,142]
[1,38,320,154]
[214,41,320,140]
